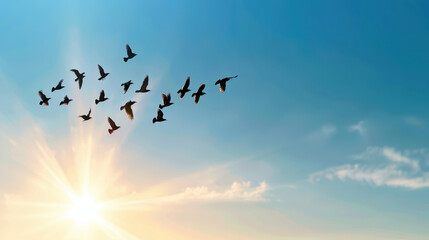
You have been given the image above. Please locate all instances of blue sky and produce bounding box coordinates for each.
[1,0,429,239]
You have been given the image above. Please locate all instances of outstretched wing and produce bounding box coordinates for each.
[166,93,171,102]
[161,93,167,104]
[157,109,164,119]
[126,44,133,56]
[98,64,105,75]
[183,77,190,89]
[38,90,46,100]
[70,69,79,76]
[198,83,206,93]
[56,79,63,88]
[88,108,91,116]
[142,75,149,89]
[108,117,117,128]
[100,90,105,99]
[78,79,83,89]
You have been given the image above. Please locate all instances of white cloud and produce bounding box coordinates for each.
[381,147,419,170]
[309,146,429,189]
[348,120,365,135]
[163,181,268,203]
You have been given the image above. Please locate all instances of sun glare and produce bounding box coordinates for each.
[69,196,100,225]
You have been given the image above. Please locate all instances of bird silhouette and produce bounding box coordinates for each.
[123,44,137,62]
[38,91,50,106]
[107,117,120,134]
[177,76,191,98]
[192,83,206,104]
[159,93,173,109]
[136,75,150,93]
[98,64,109,80]
[51,79,64,92]
[70,69,85,90]
[95,90,108,104]
[120,100,136,119]
[60,95,72,106]
[78,109,92,121]
[121,80,133,94]
[152,109,166,123]
[215,75,238,92]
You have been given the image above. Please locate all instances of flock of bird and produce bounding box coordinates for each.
[38,44,238,134]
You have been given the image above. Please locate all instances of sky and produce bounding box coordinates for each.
[1,0,429,239]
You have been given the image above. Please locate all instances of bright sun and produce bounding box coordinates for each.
[69,196,100,225]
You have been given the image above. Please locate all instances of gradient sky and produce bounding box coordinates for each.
[1,1,429,239]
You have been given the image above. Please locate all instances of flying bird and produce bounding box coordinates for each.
[135,75,150,93]
[98,64,109,80]
[192,83,206,104]
[159,93,173,109]
[38,91,50,106]
[107,117,120,134]
[177,76,191,98]
[152,109,166,123]
[121,80,133,94]
[123,44,137,62]
[60,95,72,106]
[120,100,136,120]
[215,75,238,93]
[95,90,108,104]
[78,109,92,121]
[70,69,85,90]
[51,79,64,92]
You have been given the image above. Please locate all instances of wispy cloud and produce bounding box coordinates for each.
[404,116,423,127]
[310,146,429,189]
[307,124,337,141]
[348,120,365,135]
[162,181,268,203]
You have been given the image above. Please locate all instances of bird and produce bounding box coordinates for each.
[121,80,133,94]
[38,91,50,106]
[123,44,137,62]
[95,90,108,104]
[120,100,136,120]
[70,69,85,90]
[51,79,64,92]
[177,76,191,98]
[98,64,109,80]
[152,109,166,123]
[135,75,150,93]
[215,75,238,93]
[159,93,173,109]
[192,83,206,104]
[59,95,72,106]
[78,109,92,121]
[107,117,120,134]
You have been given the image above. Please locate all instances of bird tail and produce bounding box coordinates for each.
[191,93,196,97]
[39,101,43,105]
[51,88,55,92]
[152,118,156,123]
[98,77,102,80]
[108,129,113,134]
[123,57,128,62]
[95,99,99,104]
[120,106,124,111]
[159,104,163,109]
[177,89,181,94]
[59,102,63,106]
